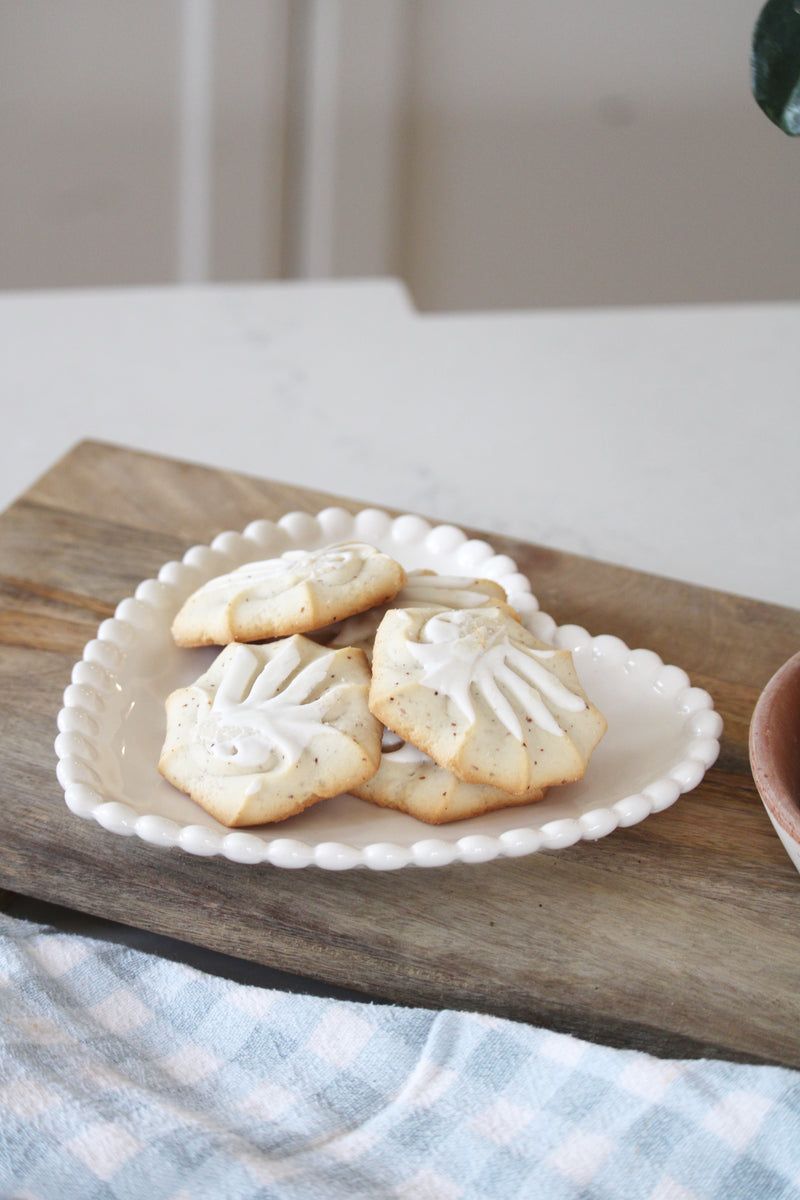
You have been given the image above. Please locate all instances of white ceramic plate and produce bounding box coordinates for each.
[55,507,722,870]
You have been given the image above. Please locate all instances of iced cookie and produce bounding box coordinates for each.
[158,636,381,826]
[171,541,407,647]
[352,729,547,823]
[369,606,607,795]
[319,570,516,658]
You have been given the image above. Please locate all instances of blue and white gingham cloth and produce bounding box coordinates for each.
[2,912,800,1200]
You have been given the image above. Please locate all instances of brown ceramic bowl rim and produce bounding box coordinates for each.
[749,650,800,841]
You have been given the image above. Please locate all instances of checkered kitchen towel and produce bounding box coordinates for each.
[2,913,800,1200]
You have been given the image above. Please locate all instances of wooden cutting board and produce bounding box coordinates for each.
[2,440,800,1067]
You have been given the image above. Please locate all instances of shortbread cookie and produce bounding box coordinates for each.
[352,729,547,823]
[319,570,516,658]
[171,541,407,647]
[158,636,381,826]
[369,606,607,795]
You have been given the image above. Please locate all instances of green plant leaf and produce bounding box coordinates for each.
[752,0,800,134]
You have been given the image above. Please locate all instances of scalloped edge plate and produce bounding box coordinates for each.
[55,507,722,870]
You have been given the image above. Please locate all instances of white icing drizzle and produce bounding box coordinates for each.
[325,571,503,650]
[407,610,586,742]
[399,573,502,610]
[191,542,373,602]
[194,642,342,770]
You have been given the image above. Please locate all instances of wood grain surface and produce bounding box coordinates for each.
[2,440,800,1067]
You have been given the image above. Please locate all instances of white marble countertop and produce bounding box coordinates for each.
[2,278,798,610]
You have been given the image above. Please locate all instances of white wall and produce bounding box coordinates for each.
[401,0,800,310]
[0,0,288,289]
[1,0,797,311]
[0,2,179,287]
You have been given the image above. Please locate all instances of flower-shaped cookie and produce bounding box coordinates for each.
[352,728,547,823]
[158,636,381,825]
[171,541,406,646]
[369,606,607,795]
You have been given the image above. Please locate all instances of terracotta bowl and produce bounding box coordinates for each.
[750,651,800,873]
